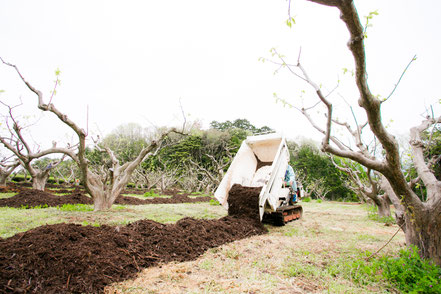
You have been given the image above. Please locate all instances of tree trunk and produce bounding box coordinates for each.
[0,174,8,186]
[380,176,406,230]
[404,210,441,265]
[92,190,114,211]
[32,173,49,190]
[376,195,391,218]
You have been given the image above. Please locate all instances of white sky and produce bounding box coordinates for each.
[1,0,440,150]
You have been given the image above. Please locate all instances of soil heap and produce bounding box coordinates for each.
[227,184,262,221]
[0,189,93,208]
[0,184,266,293]
[0,189,211,208]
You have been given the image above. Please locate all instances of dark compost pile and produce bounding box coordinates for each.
[0,188,211,208]
[0,184,265,293]
[0,189,93,208]
[227,184,262,220]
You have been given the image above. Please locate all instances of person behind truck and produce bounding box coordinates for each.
[284,165,298,203]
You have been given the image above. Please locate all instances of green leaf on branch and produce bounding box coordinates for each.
[286,16,296,28]
[364,10,379,38]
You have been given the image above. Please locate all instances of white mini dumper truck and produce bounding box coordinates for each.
[214,133,302,225]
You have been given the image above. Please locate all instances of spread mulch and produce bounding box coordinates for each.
[0,189,93,208]
[0,184,264,293]
[0,188,211,208]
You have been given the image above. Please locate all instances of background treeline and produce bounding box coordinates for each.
[10,118,360,201]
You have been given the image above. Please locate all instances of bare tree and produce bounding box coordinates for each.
[180,165,215,193]
[0,103,71,190]
[273,0,441,264]
[1,57,178,210]
[0,156,20,186]
[53,159,80,185]
[187,152,232,190]
[130,166,151,189]
[330,155,392,217]
[306,178,330,200]
[300,104,395,217]
[186,139,235,192]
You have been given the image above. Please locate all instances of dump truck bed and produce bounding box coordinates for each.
[214,133,302,224]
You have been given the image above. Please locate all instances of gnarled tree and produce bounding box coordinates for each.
[0,156,20,186]
[275,0,441,264]
[1,57,178,210]
[0,103,71,190]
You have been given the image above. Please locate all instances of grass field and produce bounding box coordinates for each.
[0,201,226,239]
[1,196,409,293]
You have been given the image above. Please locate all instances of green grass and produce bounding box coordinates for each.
[0,202,227,239]
[188,191,212,198]
[81,220,101,227]
[0,192,16,199]
[48,187,75,191]
[0,207,63,238]
[142,189,172,198]
[209,199,220,206]
[324,246,441,293]
[121,193,172,200]
[365,204,396,225]
[56,204,94,211]
[19,204,49,209]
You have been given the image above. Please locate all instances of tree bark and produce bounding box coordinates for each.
[0,175,8,186]
[380,175,406,230]
[91,189,113,211]
[404,210,441,265]
[374,195,391,218]
[32,171,50,190]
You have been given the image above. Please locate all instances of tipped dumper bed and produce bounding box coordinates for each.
[214,133,302,225]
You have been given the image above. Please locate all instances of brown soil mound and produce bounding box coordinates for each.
[0,189,211,208]
[228,184,262,220]
[0,183,23,193]
[114,194,212,205]
[0,189,93,208]
[0,184,265,293]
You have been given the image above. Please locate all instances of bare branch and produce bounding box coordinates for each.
[383,54,417,103]
[409,116,441,204]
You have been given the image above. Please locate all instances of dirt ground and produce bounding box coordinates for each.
[0,184,266,293]
[0,184,212,208]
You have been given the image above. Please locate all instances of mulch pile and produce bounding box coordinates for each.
[0,184,265,293]
[0,188,211,208]
[227,184,262,220]
[0,189,93,208]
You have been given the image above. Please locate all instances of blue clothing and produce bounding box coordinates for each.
[285,165,298,203]
[284,165,297,191]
